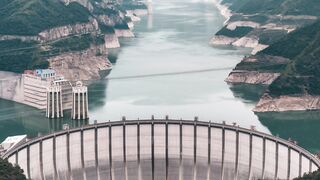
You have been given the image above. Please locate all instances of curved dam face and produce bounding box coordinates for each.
[3,119,320,180]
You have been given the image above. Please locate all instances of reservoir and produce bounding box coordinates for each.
[0,0,319,154]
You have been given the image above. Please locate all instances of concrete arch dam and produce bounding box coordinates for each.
[3,119,320,180]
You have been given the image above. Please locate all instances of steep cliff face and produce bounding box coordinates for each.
[0,72,22,101]
[210,35,238,45]
[226,71,280,85]
[104,34,120,48]
[226,54,289,85]
[115,29,135,38]
[48,46,112,81]
[39,19,100,42]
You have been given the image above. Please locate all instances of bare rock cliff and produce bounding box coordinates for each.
[254,95,320,112]
[49,45,112,81]
[39,19,99,42]
[105,34,120,48]
[226,71,280,85]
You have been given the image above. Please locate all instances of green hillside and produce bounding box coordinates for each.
[294,169,320,179]
[0,158,26,180]
[263,20,320,96]
[261,21,320,59]
[0,0,91,35]
[216,26,254,38]
[0,33,107,73]
[223,0,320,16]
[0,0,138,73]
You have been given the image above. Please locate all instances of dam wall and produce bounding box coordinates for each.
[3,118,320,180]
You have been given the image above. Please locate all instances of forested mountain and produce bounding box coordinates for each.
[0,0,146,73]
[213,0,320,52]
[0,0,91,35]
[264,20,320,96]
[222,0,320,16]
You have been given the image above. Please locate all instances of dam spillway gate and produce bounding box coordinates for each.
[2,118,320,180]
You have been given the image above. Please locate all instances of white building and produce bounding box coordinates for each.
[0,135,27,157]
[22,69,73,110]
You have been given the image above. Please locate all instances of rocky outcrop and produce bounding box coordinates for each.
[127,9,148,16]
[232,36,259,48]
[104,34,120,48]
[39,19,99,42]
[0,71,23,103]
[211,35,269,54]
[212,0,232,23]
[126,12,142,22]
[97,15,114,26]
[226,71,280,85]
[261,23,296,33]
[210,35,238,45]
[115,29,135,38]
[127,22,134,29]
[227,21,260,30]
[252,44,269,55]
[253,94,320,112]
[231,36,269,54]
[48,46,112,81]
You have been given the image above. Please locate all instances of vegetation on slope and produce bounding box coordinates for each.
[229,14,269,24]
[234,54,289,73]
[0,40,46,73]
[41,34,105,56]
[216,26,254,38]
[261,21,320,59]
[0,0,138,73]
[0,158,26,180]
[294,169,320,180]
[263,21,320,97]
[0,0,91,35]
[223,0,320,16]
[0,33,106,73]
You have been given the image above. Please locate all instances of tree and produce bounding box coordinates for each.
[0,158,26,180]
[294,170,320,180]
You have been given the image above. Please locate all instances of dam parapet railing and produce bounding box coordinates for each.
[3,117,320,180]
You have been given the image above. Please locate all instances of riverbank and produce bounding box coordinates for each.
[211,0,320,113]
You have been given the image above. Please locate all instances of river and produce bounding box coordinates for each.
[0,0,320,153]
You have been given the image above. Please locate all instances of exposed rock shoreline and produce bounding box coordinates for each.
[212,0,320,113]
[226,71,280,85]
[254,95,320,112]
[210,1,317,55]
